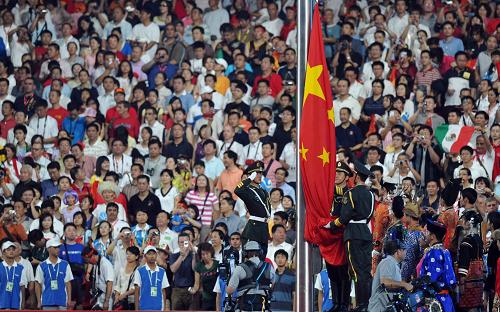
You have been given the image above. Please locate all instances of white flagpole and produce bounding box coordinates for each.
[296,0,313,310]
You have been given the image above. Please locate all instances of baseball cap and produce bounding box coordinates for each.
[201,86,214,94]
[1,241,15,251]
[114,87,126,95]
[84,107,97,118]
[144,245,158,254]
[215,58,228,70]
[46,238,62,248]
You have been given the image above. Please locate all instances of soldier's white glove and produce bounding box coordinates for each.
[372,250,380,258]
[249,172,257,181]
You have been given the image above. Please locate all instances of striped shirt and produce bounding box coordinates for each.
[184,190,219,226]
[415,67,442,91]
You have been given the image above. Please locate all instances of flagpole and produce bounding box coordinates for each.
[296,0,312,310]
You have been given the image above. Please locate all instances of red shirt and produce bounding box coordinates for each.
[280,21,296,40]
[493,143,500,181]
[72,182,91,202]
[48,106,69,130]
[252,73,283,98]
[112,114,140,138]
[0,117,15,139]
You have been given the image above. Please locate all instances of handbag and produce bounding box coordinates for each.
[112,267,137,310]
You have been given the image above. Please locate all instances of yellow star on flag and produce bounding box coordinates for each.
[303,63,325,104]
[300,143,309,160]
[317,147,330,166]
[327,107,335,124]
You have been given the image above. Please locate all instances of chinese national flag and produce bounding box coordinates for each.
[300,5,337,246]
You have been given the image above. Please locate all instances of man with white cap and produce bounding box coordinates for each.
[0,241,28,309]
[134,245,169,310]
[34,237,73,310]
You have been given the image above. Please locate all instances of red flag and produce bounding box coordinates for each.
[300,5,336,245]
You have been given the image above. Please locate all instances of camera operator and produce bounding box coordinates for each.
[332,35,362,79]
[82,246,114,310]
[386,154,421,187]
[226,241,273,312]
[213,232,242,311]
[368,240,413,312]
[0,204,27,242]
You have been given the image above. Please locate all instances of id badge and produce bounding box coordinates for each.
[50,280,58,290]
[6,282,13,292]
[150,286,158,297]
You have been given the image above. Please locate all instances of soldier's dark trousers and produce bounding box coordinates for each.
[325,263,350,312]
[346,239,372,310]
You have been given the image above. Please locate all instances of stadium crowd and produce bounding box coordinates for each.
[0,0,298,310]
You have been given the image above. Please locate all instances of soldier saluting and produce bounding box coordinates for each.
[324,160,375,312]
[234,161,271,256]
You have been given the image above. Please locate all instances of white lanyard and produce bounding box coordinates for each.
[47,262,59,281]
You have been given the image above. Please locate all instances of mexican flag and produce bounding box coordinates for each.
[435,124,475,154]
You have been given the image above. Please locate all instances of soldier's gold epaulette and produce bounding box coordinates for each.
[237,182,243,188]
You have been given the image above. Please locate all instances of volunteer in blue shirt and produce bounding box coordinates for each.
[0,241,28,310]
[134,245,169,311]
[34,238,74,310]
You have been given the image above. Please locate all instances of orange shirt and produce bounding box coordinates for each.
[0,224,28,242]
[214,76,230,95]
[216,166,243,199]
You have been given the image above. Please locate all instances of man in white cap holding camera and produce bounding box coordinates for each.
[34,238,73,310]
[134,245,169,311]
[0,241,28,310]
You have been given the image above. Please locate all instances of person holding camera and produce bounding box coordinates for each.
[143,47,178,91]
[386,153,421,187]
[82,246,114,311]
[113,245,139,310]
[226,240,273,312]
[169,233,196,310]
[0,204,27,242]
[332,35,362,79]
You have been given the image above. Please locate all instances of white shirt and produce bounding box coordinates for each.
[361,60,391,82]
[360,79,396,99]
[93,203,127,222]
[103,19,133,41]
[97,93,115,115]
[155,186,179,214]
[349,80,364,100]
[242,141,263,166]
[159,227,179,253]
[262,18,284,37]
[17,257,34,282]
[94,257,114,307]
[280,141,297,183]
[7,125,34,145]
[383,149,405,172]
[203,9,229,39]
[132,23,160,60]
[107,154,133,178]
[218,140,244,165]
[333,96,361,126]
[84,139,109,159]
[30,216,64,238]
[56,36,80,60]
[388,13,409,39]
[475,150,495,179]
[139,121,165,143]
[453,161,488,183]
[28,115,59,152]
[10,39,30,68]
[35,258,73,293]
[266,241,294,268]
[111,219,130,240]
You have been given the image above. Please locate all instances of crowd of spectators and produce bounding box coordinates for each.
[0,0,298,310]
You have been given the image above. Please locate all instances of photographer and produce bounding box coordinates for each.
[169,233,196,310]
[82,246,114,310]
[0,204,27,242]
[332,35,362,79]
[226,241,273,312]
[386,153,421,187]
[142,48,178,91]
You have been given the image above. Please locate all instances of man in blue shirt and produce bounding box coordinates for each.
[134,246,169,310]
[144,48,178,91]
[169,233,195,310]
[165,76,196,113]
[439,22,464,57]
[62,102,86,145]
[335,107,364,151]
[270,249,295,312]
[59,223,84,308]
[34,238,73,310]
[0,241,28,310]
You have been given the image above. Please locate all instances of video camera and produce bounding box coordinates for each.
[219,246,240,312]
